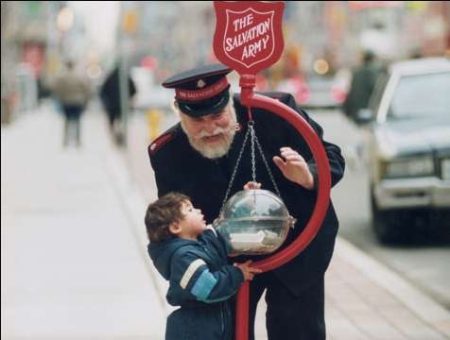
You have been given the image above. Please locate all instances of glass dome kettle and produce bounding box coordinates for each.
[213,189,296,255]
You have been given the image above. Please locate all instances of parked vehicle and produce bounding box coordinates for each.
[358,57,450,243]
[276,71,349,110]
[302,72,349,109]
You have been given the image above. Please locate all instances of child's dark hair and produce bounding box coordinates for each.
[145,192,190,243]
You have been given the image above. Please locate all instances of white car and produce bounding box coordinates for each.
[358,57,450,243]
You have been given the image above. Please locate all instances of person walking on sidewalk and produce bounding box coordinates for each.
[52,61,91,147]
[148,64,345,340]
[146,192,260,340]
[99,65,136,145]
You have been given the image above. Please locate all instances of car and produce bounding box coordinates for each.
[301,73,349,109]
[357,57,450,243]
[276,72,349,110]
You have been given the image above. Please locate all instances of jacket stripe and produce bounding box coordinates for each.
[191,270,218,301]
[180,259,206,289]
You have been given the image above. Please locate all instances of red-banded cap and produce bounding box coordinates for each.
[162,64,232,117]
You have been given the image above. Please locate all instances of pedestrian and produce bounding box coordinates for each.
[99,65,136,145]
[147,63,345,340]
[52,61,91,147]
[343,50,382,122]
[145,192,261,340]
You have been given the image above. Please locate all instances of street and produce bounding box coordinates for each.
[310,109,450,311]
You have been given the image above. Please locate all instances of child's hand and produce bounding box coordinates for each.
[243,181,261,190]
[234,260,262,281]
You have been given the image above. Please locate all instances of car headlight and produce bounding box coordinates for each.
[382,156,434,178]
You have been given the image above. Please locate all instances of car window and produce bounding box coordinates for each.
[387,71,450,120]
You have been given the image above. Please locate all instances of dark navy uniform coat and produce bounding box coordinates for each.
[148,228,244,340]
[149,92,345,296]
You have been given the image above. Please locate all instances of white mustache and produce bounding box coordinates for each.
[196,124,238,139]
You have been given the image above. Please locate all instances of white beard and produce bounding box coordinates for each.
[181,106,238,159]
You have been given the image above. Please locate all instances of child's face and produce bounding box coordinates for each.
[175,200,207,240]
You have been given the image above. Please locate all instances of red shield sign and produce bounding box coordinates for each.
[214,1,284,75]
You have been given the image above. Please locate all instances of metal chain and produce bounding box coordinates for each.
[249,121,256,182]
[220,116,283,212]
[254,133,282,198]
[220,125,251,212]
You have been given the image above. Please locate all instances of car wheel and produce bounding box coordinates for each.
[370,191,405,244]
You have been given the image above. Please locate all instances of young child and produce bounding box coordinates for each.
[145,192,261,340]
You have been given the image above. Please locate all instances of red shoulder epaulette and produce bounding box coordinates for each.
[148,132,174,156]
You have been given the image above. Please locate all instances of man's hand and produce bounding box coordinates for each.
[273,147,314,190]
[234,260,262,281]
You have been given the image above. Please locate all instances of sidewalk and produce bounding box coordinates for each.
[2,103,167,339]
[2,103,450,339]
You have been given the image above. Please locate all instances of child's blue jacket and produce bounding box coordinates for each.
[148,228,244,340]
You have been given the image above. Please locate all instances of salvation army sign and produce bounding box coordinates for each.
[213,1,284,75]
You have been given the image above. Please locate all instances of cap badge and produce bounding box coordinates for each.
[197,79,206,88]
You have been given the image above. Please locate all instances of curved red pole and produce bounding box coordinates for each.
[247,94,331,271]
[235,79,331,340]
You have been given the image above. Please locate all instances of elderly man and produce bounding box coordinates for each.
[148,64,345,340]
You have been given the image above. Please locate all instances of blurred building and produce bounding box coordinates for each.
[112,1,449,85]
[116,1,215,84]
[287,1,449,75]
[2,1,449,125]
[1,1,67,123]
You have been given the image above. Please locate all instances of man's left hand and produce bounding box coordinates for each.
[273,147,314,190]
